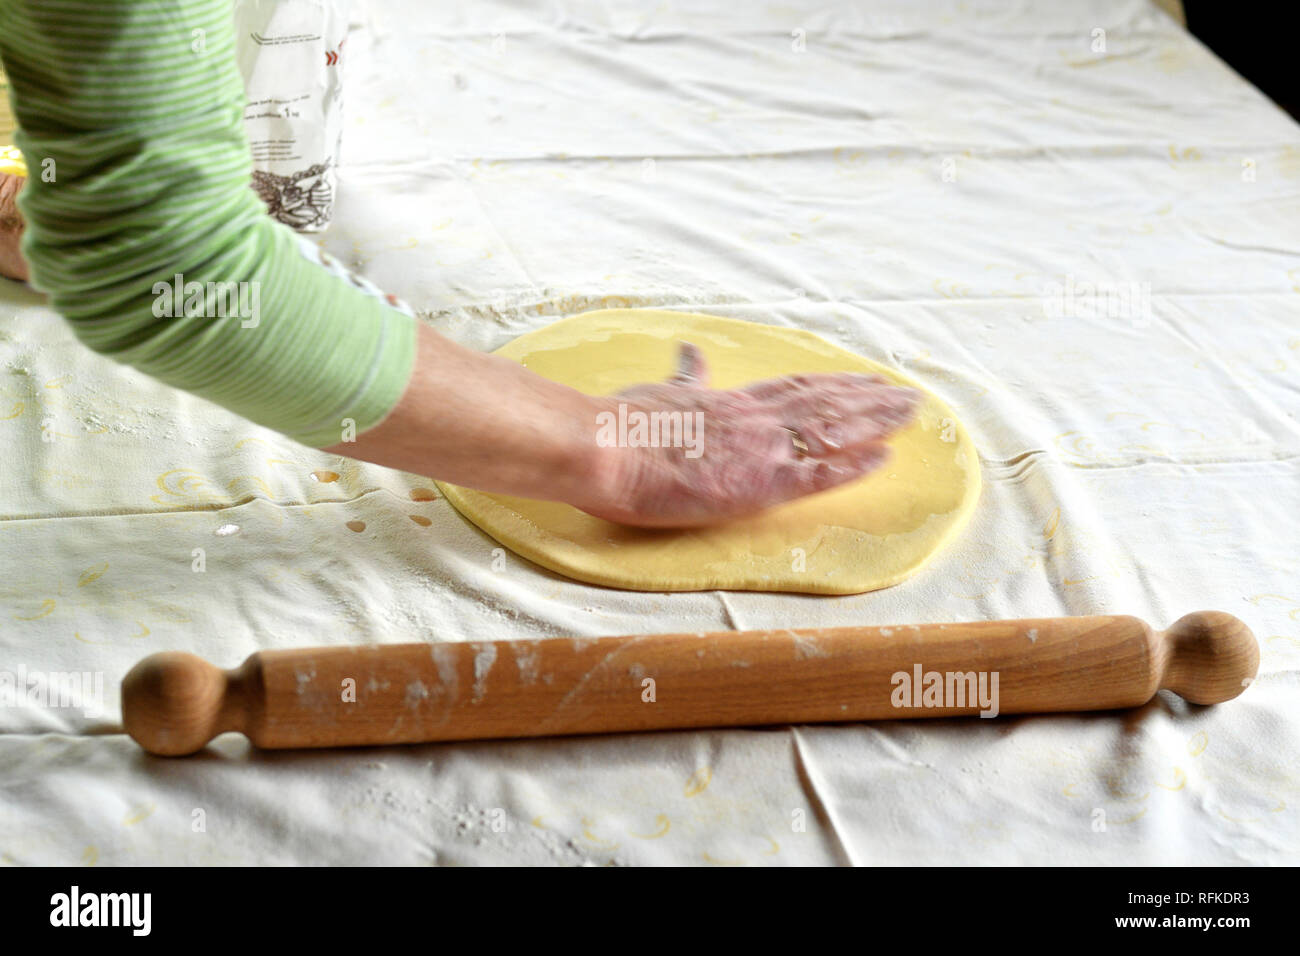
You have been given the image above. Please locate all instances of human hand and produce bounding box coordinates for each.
[579,342,918,527]
[0,171,29,283]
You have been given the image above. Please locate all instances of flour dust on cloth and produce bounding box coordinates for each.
[437,310,981,594]
[7,0,1298,867]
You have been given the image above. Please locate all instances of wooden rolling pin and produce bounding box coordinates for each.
[122,611,1258,756]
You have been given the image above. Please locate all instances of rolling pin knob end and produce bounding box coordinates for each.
[1161,611,1260,705]
[121,652,229,756]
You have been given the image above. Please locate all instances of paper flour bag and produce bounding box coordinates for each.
[233,0,350,232]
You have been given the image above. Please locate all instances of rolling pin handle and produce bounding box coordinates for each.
[122,652,236,757]
[1159,611,1259,705]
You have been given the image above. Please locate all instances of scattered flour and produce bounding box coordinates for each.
[405,680,430,707]
[513,641,541,684]
[471,642,497,702]
[790,629,829,659]
[430,643,459,702]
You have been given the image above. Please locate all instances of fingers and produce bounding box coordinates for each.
[775,384,919,454]
[759,442,892,508]
[737,373,919,442]
[740,370,886,401]
[666,341,709,387]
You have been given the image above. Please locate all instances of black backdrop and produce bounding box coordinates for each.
[1184,1,1299,120]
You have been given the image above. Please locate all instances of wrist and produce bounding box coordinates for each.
[549,394,624,512]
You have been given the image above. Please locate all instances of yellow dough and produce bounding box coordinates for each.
[436,310,981,594]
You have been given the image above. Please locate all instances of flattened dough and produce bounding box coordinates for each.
[437,310,981,594]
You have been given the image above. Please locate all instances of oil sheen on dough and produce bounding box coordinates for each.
[437,310,981,594]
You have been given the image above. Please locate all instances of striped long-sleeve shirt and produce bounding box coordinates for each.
[0,0,416,447]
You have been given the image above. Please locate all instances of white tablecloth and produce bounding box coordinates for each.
[1,0,1297,865]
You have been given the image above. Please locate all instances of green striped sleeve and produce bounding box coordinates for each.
[0,0,416,448]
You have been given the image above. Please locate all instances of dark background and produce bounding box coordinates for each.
[1185,1,1299,120]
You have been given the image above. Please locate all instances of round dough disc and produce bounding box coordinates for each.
[437,309,981,594]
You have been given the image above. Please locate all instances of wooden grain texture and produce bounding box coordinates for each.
[121,611,1258,756]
